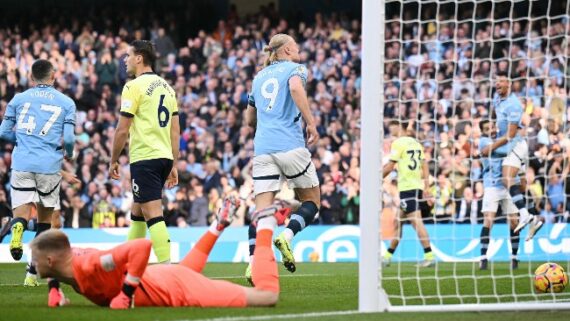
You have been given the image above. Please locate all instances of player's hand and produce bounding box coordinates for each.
[109,162,121,180]
[166,167,178,189]
[61,171,81,186]
[306,124,319,147]
[110,291,133,309]
[48,288,70,307]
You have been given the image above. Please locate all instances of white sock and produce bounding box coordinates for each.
[209,220,221,236]
[249,255,254,265]
[519,208,530,222]
[283,228,294,243]
[257,216,277,232]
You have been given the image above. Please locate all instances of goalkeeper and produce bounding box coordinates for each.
[29,197,291,309]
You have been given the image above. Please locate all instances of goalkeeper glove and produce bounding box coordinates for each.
[110,282,136,309]
[48,288,70,307]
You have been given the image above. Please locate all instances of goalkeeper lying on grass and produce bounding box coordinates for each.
[30,196,291,309]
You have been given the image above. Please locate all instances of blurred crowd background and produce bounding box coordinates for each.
[0,1,569,229]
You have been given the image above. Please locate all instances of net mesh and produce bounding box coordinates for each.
[381,0,570,307]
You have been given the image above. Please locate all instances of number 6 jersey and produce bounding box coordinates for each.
[120,73,178,164]
[3,84,76,174]
[389,136,425,192]
[248,61,308,156]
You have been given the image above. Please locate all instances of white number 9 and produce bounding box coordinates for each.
[261,78,279,111]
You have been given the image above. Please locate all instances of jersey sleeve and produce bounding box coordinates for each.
[120,83,139,118]
[64,100,77,126]
[506,100,523,124]
[247,91,256,108]
[478,137,490,152]
[418,144,425,161]
[4,95,17,121]
[109,239,152,284]
[169,87,179,115]
[389,140,401,162]
[289,64,308,86]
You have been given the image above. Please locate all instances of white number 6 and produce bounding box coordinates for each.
[261,78,279,111]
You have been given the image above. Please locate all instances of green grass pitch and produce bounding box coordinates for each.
[0,262,569,321]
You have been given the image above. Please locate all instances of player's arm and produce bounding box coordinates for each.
[245,105,257,128]
[289,68,318,146]
[109,239,153,309]
[490,104,521,151]
[63,103,77,159]
[383,140,400,178]
[382,160,396,178]
[166,112,180,188]
[0,98,17,142]
[110,115,133,179]
[245,91,257,128]
[110,85,138,179]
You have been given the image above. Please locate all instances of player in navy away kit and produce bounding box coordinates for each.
[0,59,76,286]
[244,34,321,283]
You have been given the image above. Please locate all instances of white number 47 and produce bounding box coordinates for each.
[17,103,62,136]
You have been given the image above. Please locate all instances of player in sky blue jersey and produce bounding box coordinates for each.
[244,34,320,282]
[0,60,75,286]
[478,120,522,270]
[485,71,542,240]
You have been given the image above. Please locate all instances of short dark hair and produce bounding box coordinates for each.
[496,70,509,78]
[479,119,490,131]
[388,119,407,128]
[31,59,54,82]
[131,40,156,67]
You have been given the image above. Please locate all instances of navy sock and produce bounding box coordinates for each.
[248,223,256,256]
[510,228,520,256]
[480,227,490,256]
[286,201,319,235]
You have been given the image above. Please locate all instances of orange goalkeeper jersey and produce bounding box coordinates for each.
[71,239,246,307]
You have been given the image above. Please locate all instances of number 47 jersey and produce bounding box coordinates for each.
[4,85,76,174]
[248,61,308,156]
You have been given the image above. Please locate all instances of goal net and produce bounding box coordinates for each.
[360,0,570,312]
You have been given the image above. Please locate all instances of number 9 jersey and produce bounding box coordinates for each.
[389,136,425,192]
[248,61,308,156]
[120,73,178,164]
[4,85,76,174]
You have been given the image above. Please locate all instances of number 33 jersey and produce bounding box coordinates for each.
[248,61,308,156]
[120,73,178,164]
[389,136,425,192]
[5,85,76,174]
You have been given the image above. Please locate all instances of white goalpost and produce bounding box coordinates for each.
[360,0,570,312]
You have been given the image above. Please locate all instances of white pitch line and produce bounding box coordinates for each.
[174,310,362,321]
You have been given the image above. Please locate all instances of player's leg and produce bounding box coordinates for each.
[408,210,434,267]
[127,202,147,240]
[8,171,38,261]
[25,203,55,286]
[520,173,544,240]
[480,187,500,270]
[179,196,240,273]
[502,141,538,232]
[131,159,173,263]
[245,206,282,306]
[246,153,281,282]
[507,213,520,269]
[479,211,495,270]
[274,148,320,273]
[383,211,402,267]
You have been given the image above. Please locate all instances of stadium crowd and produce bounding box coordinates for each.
[0,2,569,229]
[0,5,362,228]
